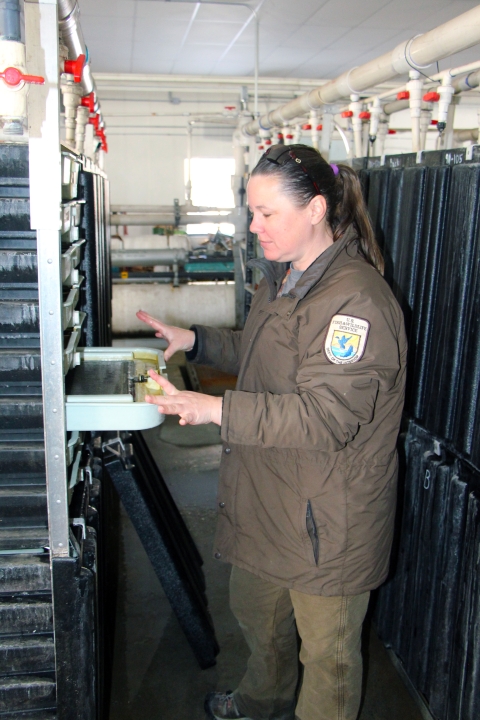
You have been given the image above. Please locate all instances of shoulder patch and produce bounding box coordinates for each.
[324,314,370,365]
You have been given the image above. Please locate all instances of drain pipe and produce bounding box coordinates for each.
[238,6,480,139]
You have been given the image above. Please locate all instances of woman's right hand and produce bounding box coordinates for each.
[136,310,195,361]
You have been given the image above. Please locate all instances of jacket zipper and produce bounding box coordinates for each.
[306,500,319,565]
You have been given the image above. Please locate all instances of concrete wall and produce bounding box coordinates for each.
[112,281,236,335]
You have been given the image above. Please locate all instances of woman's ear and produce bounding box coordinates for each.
[309,194,328,226]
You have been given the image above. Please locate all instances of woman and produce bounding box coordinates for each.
[137,144,407,720]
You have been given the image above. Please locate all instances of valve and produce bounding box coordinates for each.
[96,128,108,152]
[316,124,323,131]
[431,119,438,125]
[64,54,86,83]
[388,129,397,135]
[423,91,440,103]
[285,133,293,140]
[302,123,312,130]
[397,90,410,100]
[264,138,272,145]
[359,111,371,120]
[341,110,353,118]
[224,105,236,111]
[258,144,264,150]
[89,113,99,130]
[277,132,284,140]
[81,92,95,113]
[0,66,44,88]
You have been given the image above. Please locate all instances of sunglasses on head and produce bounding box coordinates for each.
[264,145,322,194]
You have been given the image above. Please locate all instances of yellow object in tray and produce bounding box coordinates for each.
[65,347,167,431]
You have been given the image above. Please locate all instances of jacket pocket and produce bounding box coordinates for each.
[306,500,319,565]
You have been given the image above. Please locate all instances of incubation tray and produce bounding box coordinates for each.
[65,347,166,431]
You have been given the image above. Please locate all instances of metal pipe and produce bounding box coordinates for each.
[110,213,233,226]
[0,0,20,41]
[240,6,480,137]
[111,249,188,266]
[58,0,94,95]
[111,204,231,214]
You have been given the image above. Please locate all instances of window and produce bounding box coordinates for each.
[185,157,236,236]
[185,157,235,208]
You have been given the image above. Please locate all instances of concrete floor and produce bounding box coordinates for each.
[108,355,423,720]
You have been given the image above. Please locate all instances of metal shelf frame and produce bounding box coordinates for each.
[26,0,69,558]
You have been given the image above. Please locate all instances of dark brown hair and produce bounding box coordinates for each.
[251,144,384,275]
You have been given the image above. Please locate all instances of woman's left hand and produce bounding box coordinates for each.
[145,369,223,426]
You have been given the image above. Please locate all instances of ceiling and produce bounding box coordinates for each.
[80,0,480,81]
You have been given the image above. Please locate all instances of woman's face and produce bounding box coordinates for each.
[247,174,331,270]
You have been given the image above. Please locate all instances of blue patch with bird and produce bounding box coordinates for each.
[325,315,370,364]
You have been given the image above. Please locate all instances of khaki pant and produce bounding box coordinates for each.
[230,566,370,720]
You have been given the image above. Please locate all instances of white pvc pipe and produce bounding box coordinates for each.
[240,6,480,137]
[111,204,229,214]
[93,72,329,89]
[111,249,187,266]
[111,213,233,226]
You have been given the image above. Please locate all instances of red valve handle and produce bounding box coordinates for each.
[264,139,272,145]
[341,110,353,118]
[397,91,410,101]
[359,111,371,120]
[302,123,312,130]
[388,129,397,135]
[64,54,86,83]
[316,124,323,131]
[431,119,438,125]
[224,105,236,111]
[0,66,44,88]
[423,91,440,103]
[95,127,108,152]
[81,91,95,113]
[89,114,99,130]
[285,134,293,139]
[258,145,264,150]
[277,132,284,138]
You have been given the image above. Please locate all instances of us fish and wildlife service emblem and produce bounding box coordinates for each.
[325,314,370,364]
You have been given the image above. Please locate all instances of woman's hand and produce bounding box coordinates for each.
[145,369,223,426]
[136,310,196,361]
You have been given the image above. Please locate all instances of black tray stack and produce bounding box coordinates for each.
[357,149,480,720]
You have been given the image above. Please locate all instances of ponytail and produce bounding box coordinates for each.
[252,144,384,275]
[331,165,384,275]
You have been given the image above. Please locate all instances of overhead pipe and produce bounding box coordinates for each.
[452,68,480,92]
[239,6,480,138]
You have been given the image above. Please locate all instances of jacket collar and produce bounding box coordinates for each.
[247,226,358,303]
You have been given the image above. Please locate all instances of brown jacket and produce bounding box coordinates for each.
[189,230,407,596]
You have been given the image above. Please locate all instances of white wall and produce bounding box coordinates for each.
[102,94,241,208]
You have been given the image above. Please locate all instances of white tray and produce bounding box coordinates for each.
[65,347,167,431]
